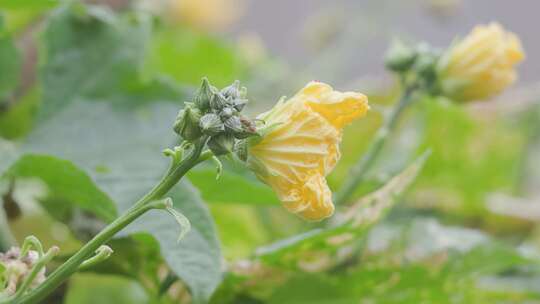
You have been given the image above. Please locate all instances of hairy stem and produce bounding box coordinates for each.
[15,138,211,304]
[334,85,417,205]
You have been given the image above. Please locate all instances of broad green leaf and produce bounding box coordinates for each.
[0,14,20,101]
[23,99,223,302]
[3,154,117,222]
[38,3,153,120]
[122,182,223,303]
[256,151,430,270]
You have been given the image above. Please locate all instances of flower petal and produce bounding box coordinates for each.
[298,82,369,129]
[248,81,369,221]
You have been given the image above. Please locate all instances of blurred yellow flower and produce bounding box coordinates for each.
[170,0,245,32]
[438,22,525,101]
[248,82,369,221]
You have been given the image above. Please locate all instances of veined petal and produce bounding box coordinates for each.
[296,82,369,129]
[248,81,369,221]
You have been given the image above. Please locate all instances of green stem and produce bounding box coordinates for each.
[157,273,177,297]
[15,138,212,304]
[334,85,418,205]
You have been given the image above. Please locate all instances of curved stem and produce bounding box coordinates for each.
[334,85,418,205]
[157,273,178,297]
[15,138,212,304]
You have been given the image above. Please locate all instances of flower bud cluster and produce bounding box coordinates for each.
[173,78,258,156]
[384,23,524,102]
[384,40,441,93]
[0,247,46,297]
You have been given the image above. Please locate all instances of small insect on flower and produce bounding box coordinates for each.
[246,82,369,221]
[437,22,525,102]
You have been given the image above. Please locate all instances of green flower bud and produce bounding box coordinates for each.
[232,99,247,112]
[234,139,248,162]
[385,39,417,72]
[208,134,235,156]
[210,92,227,111]
[173,105,202,141]
[220,106,236,120]
[414,45,439,82]
[224,116,243,133]
[221,80,241,99]
[194,78,215,111]
[200,113,225,136]
[227,115,258,139]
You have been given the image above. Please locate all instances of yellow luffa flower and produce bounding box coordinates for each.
[170,0,245,32]
[437,22,525,101]
[248,82,369,221]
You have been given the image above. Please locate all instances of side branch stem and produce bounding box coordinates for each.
[334,85,417,205]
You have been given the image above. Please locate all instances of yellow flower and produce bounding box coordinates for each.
[247,82,369,221]
[437,22,525,102]
[169,0,245,32]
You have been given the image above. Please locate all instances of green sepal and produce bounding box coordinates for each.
[194,77,215,112]
[173,104,202,141]
[207,134,235,156]
[200,113,225,136]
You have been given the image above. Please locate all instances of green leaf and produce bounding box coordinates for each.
[38,3,153,120]
[21,97,225,301]
[3,154,117,222]
[121,182,223,303]
[256,151,430,270]
[0,14,20,101]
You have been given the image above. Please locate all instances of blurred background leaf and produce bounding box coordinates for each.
[0,0,60,10]
[0,14,20,101]
[3,154,117,222]
[143,28,247,88]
